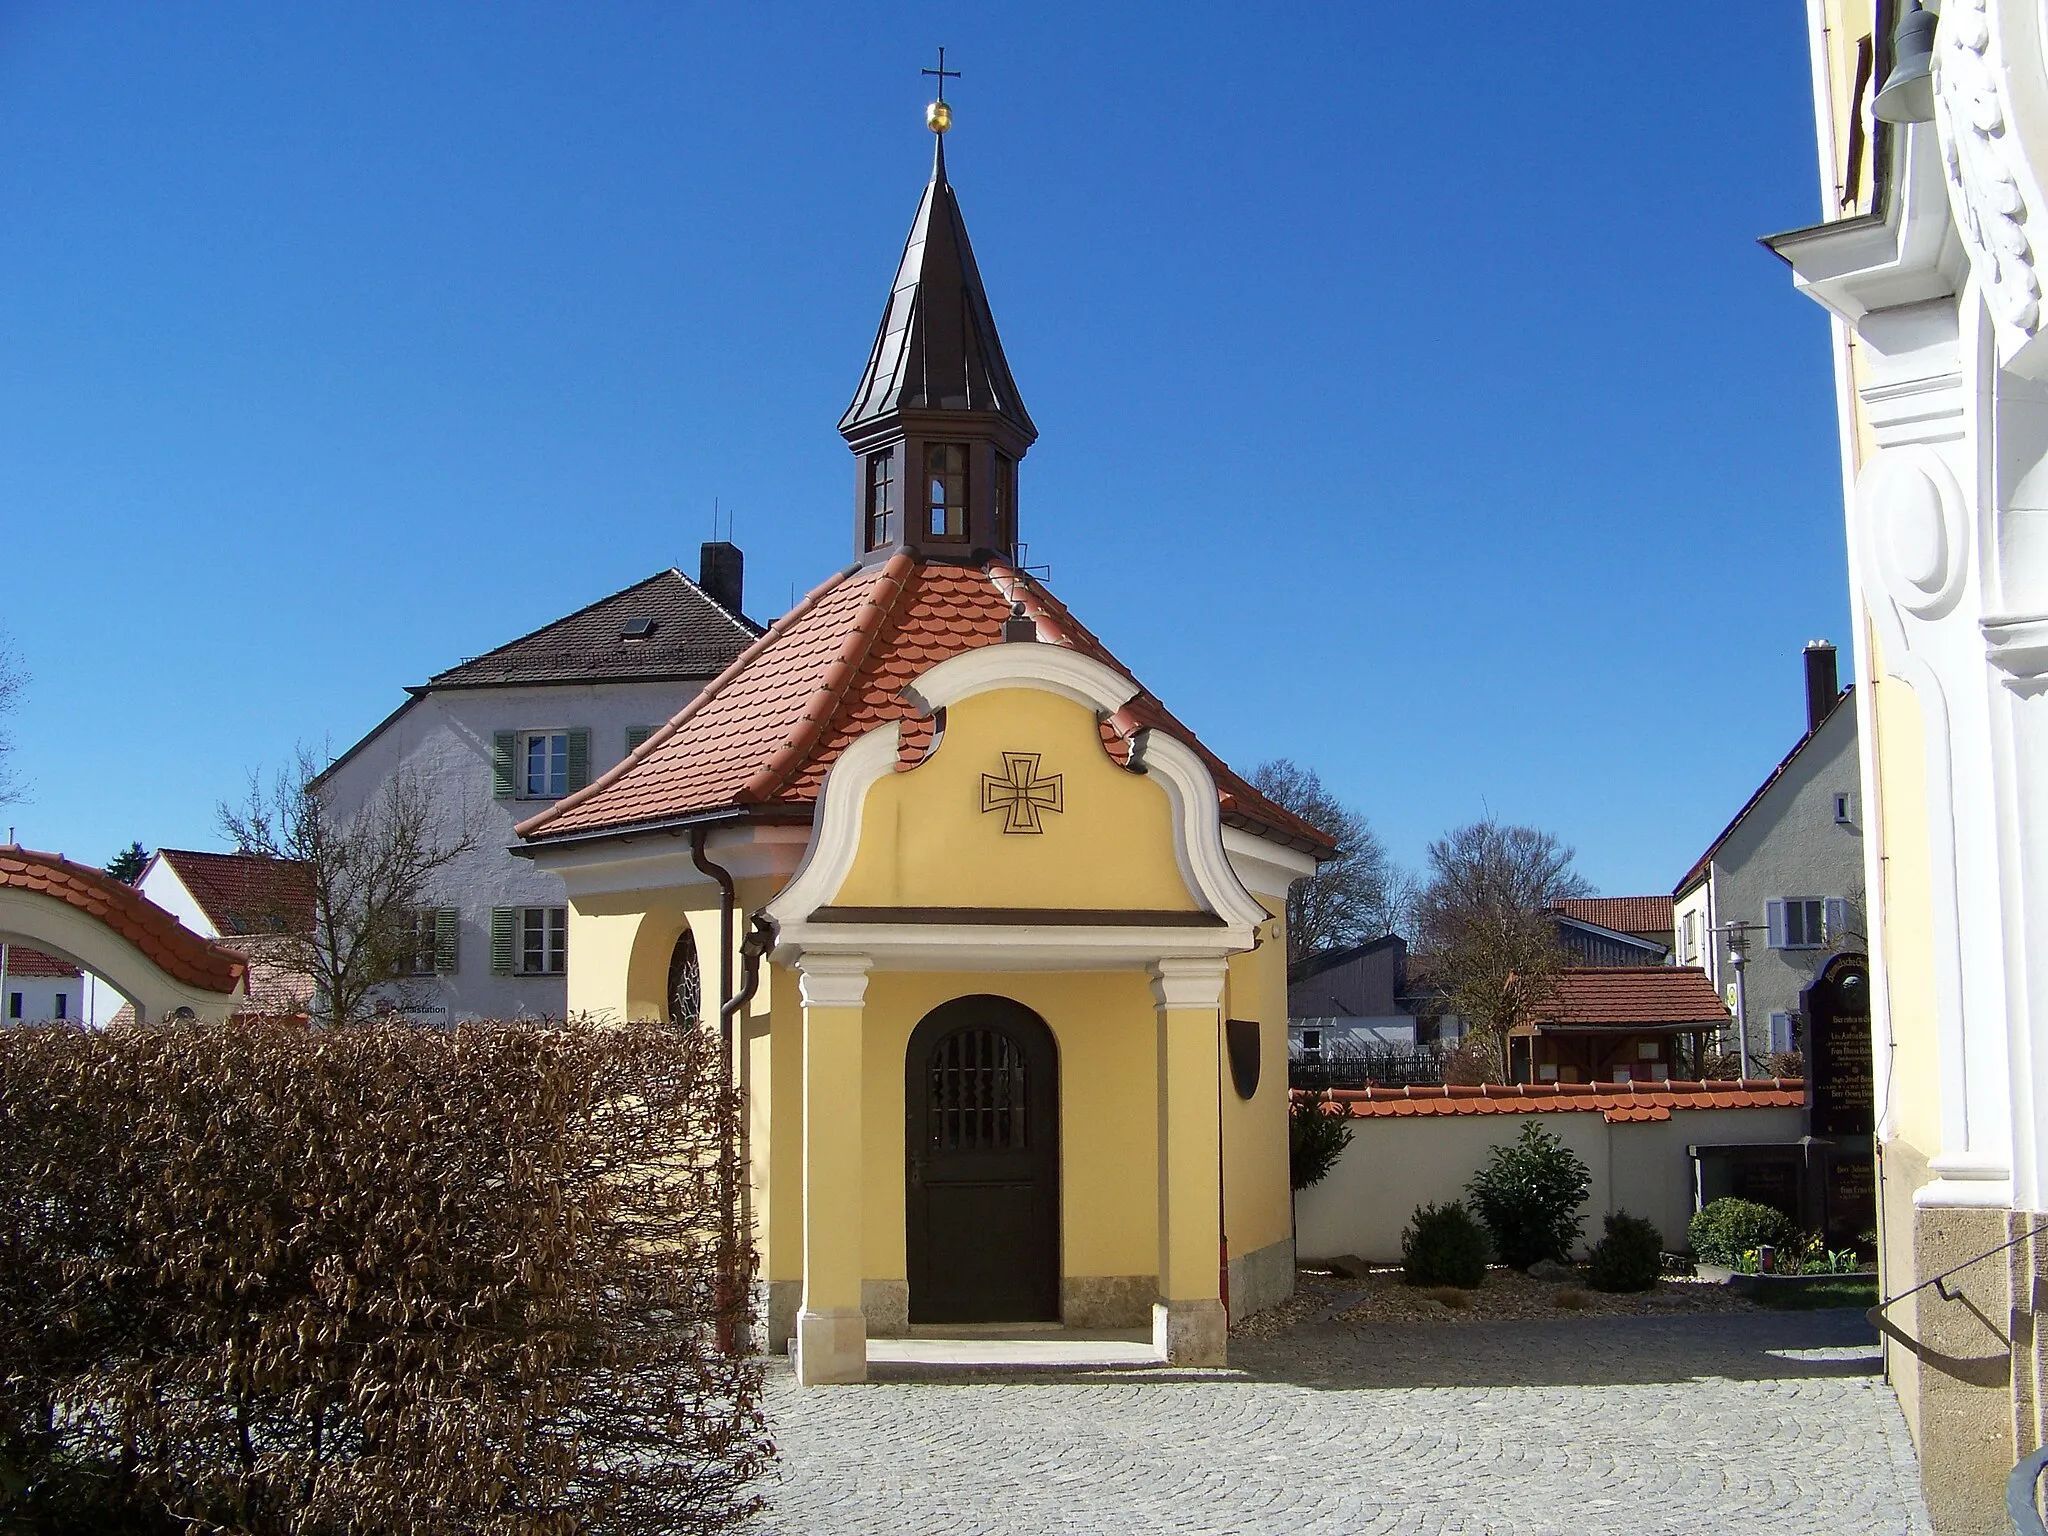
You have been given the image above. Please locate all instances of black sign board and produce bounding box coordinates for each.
[1804,953,1874,1138]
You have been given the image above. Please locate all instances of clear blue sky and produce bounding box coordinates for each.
[0,1,1842,898]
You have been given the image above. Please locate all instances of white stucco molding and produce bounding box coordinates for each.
[0,893,239,1024]
[763,722,903,931]
[1857,444,1972,620]
[901,644,1140,717]
[1937,0,2048,370]
[796,952,871,1010]
[1916,1151,2016,1208]
[1983,611,2048,690]
[1132,729,1270,933]
[1149,956,1229,1012]
[767,644,1267,969]
[1767,121,1965,324]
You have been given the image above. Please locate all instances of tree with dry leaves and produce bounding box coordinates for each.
[1250,759,1409,966]
[0,1016,770,1535]
[1414,819,1591,1082]
[220,746,477,1026]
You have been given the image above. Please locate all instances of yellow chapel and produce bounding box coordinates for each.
[516,107,1333,1386]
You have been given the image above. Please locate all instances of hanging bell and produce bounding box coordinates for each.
[1874,1,1938,125]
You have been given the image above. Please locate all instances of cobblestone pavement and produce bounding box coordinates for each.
[756,1309,1931,1536]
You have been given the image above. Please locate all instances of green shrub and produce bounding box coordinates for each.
[1586,1210,1665,1293]
[1464,1121,1591,1270]
[1290,1091,1354,1190]
[1401,1200,1491,1288]
[1688,1197,1798,1267]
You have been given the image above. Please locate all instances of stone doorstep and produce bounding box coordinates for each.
[867,1327,1164,1371]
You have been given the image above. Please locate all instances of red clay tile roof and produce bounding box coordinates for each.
[0,848,248,996]
[156,849,316,936]
[1308,1079,1805,1125]
[0,946,81,979]
[1551,896,1674,938]
[518,554,1337,858]
[1539,966,1731,1030]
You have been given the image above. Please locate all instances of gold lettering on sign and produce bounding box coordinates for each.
[980,752,1063,834]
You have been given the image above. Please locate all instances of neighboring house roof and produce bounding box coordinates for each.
[155,850,316,937]
[0,848,249,996]
[232,934,316,1018]
[0,946,82,979]
[1675,688,1852,897]
[1310,1079,1805,1125]
[1534,965,1731,1031]
[1550,896,1674,939]
[517,552,1337,858]
[1287,935,1409,1019]
[426,568,762,690]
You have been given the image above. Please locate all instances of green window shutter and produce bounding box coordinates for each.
[624,726,652,755]
[490,907,515,974]
[492,732,517,799]
[566,728,592,793]
[435,907,460,974]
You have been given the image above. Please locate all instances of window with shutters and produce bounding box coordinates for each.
[523,732,568,797]
[502,728,591,799]
[401,907,459,976]
[518,907,567,975]
[1767,898,1828,949]
[625,726,653,755]
[1769,1011,1798,1054]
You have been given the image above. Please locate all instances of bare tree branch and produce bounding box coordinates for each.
[0,631,25,807]
[219,746,479,1026]
[1414,818,1592,1081]
[1249,759,1410,966]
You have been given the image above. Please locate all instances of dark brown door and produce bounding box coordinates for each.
[906,995,1060,1324]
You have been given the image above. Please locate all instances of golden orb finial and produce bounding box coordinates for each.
[921,48,960,135]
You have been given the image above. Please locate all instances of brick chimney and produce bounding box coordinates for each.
[1803,640,1839,733]
[699,541,744,617]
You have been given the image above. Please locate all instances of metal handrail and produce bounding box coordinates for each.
[1865,1223,2045,1387]
[2009,1444,2048,1535]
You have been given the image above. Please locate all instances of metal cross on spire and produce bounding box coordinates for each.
[922,46,961,102]
[923,47,960,134]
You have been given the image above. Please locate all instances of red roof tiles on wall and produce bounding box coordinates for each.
[1551,896,1675,937]
[1306,1080,1806,1126]
[0,848,248,997]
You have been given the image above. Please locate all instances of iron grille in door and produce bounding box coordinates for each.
[926,1028,1030,1151]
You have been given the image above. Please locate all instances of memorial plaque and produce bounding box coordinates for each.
[1825,1156,1877,1249]
[1804,954,1874,1138]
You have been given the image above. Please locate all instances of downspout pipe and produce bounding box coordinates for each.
[691,828,741,1350]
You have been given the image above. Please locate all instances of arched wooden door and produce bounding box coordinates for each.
[906,995,1061,1324]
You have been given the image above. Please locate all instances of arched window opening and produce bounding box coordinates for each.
[667,928,702,1027]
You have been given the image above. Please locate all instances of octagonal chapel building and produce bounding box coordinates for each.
[517,121,1333,1385]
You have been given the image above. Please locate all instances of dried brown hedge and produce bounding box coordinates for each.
[0,1017,771,1535]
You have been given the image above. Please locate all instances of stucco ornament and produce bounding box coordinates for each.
[1937,0,2043,346]
[1856,447,1971,619]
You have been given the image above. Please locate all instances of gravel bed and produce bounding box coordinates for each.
[1233,1263,1759,1337]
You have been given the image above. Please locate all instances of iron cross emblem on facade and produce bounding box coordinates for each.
[981,752,1063,833]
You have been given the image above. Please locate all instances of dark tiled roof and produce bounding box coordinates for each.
[1,946,81,979]
[1540,966,1731,1030]
[1310,1079,1805,1124]
[427,569,761,689]
[518,553,1337,859]
[157,850,315,937]
[840,138,1035,444]
[1551,896,1674,938]
[1675,689,1852,897]
[0,848,248,995]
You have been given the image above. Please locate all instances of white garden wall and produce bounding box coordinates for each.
[1293,1105,1808,1262]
